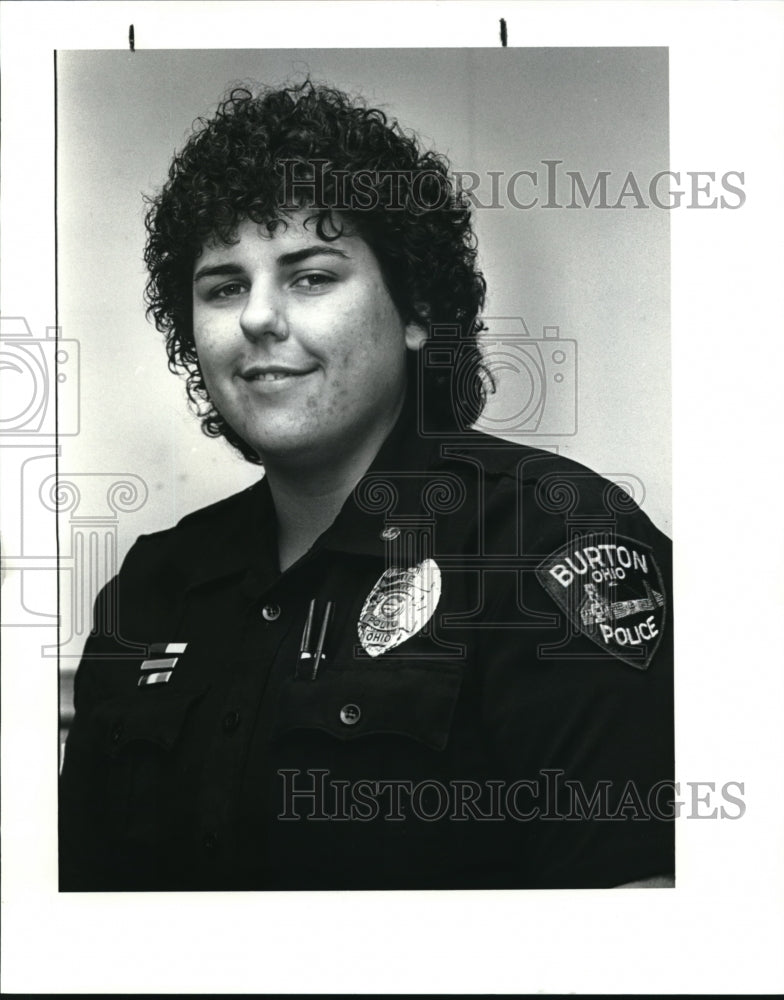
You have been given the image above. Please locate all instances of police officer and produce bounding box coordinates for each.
[59,82,674,891]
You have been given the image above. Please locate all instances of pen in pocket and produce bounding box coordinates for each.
[296,599,333,680]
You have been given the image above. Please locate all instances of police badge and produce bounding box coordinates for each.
[357,559,441,657]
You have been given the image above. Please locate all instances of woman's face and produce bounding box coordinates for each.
[192,213,425,467]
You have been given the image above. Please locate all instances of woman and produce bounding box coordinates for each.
[60,81,674,890]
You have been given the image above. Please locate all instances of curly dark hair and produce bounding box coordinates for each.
[143,80,489,463]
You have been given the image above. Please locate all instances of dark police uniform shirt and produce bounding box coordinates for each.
[60,401,674,891]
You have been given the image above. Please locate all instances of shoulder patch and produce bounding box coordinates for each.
[535,534,666,669]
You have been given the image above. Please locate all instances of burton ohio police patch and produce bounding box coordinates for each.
[536,535,666,669]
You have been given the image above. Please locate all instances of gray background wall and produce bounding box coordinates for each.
[57,47,670,572]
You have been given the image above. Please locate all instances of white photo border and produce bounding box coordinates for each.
[2,1,783,994]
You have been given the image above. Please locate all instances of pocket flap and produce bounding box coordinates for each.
[271,666,461,751]
[91,686,207,755]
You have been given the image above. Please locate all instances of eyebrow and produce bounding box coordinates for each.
[193,245,350,282]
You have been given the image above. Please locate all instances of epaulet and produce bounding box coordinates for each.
[457,431,669,543]
[448,428,609,485]
[121,479,266,589]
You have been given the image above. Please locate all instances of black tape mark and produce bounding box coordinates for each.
[129,25,135,52]
[499,18,507,47]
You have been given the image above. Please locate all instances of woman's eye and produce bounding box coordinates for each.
[212,281,246,299]
[292,273,334,291]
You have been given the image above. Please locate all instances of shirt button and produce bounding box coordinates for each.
[339,703,361,726]
[203,832,219,850]
[262,603,281,621]
[222,710,240,734]
[111,722,124,743]
[380,526,400,541]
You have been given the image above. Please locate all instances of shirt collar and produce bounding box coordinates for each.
[176,477,273,592]
[317,393,446,559]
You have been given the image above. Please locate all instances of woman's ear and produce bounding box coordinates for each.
[405,322,428,351]
[405,307,429,351]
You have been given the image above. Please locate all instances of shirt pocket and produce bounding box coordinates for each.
[270,664,462,752]
[89,685,207,841]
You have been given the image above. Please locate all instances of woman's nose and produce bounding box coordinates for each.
[239,283,288,342]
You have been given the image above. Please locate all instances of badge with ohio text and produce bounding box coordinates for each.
[536,535,666,669]
[358,559,441,658]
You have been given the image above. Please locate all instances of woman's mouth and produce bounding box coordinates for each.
[239,364,318,388]
[242,364,316,377]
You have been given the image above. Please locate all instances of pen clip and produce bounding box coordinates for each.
[310,601,333,680]
[295,599,333,680]
[295,599,316,680]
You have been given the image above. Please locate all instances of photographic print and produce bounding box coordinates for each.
[2,2,782,994]
[55,47,674,891]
